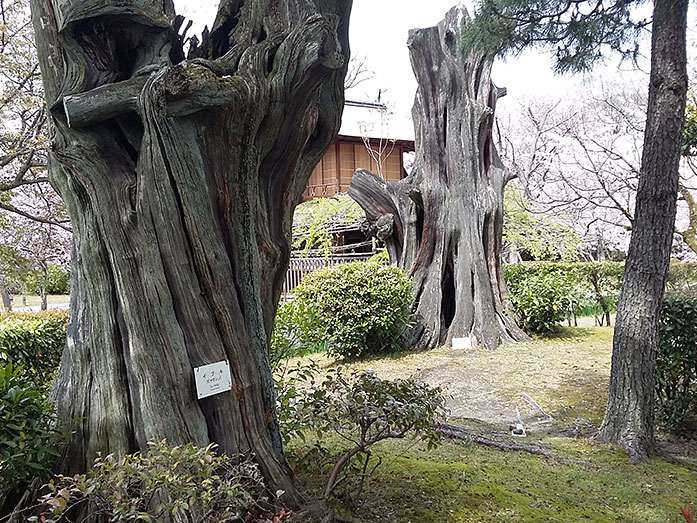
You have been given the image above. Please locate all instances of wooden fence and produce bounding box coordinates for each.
[281,253,378,300]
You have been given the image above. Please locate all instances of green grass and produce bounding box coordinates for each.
[293,436,697,522]
[1,294,69,311]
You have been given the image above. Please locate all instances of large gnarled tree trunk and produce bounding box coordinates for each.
[349,6,525,351]
[597,0,688,462]
[31,0,351,505]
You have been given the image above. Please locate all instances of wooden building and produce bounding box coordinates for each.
[302,134,415,201]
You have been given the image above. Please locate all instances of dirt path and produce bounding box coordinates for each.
[310,326,614,427]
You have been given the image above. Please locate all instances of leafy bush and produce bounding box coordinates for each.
[504,261,697,334]
[35,440,274,523]
[270,300,325,368]
[0,363,58,506]
[656,298,697,435]
[293,261,413,358]
[504,263,580,333]
[283,367,445,503]
[504,262,627,333]
[0,311,68,385]
[23,264,70,295]
[274,359,322,448]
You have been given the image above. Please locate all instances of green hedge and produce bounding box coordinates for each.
[504,262,624,334]
[0,363,58,509]
[0,311,68,385]
[504,261,697,334]
[22,264,70,295]
[656,298,697,435]
[291,261,413,359]
[504,265,577,334]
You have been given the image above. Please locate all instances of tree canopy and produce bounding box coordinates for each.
[461,0,650,73]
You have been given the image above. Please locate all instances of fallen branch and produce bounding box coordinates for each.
[436,423,588,465]
[521,393,553,424]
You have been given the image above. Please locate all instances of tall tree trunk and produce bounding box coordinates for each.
[597,0,688,462]
[39,264,47,311]
[678,182,697,255]
[349,6,526,351]
[31,0,351,506]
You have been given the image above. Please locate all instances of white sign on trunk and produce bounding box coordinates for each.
[194,360,232,400]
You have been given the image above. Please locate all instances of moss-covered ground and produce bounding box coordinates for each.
[295,436,696,522]
[288,326,697,522]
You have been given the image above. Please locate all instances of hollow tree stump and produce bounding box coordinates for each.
[349,6,526,351]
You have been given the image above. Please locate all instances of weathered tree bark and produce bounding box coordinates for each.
[30,0,351,507]
[349,6,526,351]
[597,0,688,462]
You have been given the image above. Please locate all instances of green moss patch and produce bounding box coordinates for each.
[295,437,697,522]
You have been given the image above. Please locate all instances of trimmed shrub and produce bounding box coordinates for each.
[504,263,581,333]
[656,298,697,435]
[293,261,413,359]
[504,261,626,334]
[0,311,68,385]
[0,363,58,508]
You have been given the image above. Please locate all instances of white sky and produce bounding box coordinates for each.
[174,1,663,140]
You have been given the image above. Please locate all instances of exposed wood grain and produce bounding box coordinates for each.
[30,0,352,510]
[350,6,526,351]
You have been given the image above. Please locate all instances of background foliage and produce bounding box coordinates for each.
[292,196,364,255]
[505,261,697,334]
[0,310,68,384]
[503,185,582,261]
[22,264,69,295]
[504,262,624,333]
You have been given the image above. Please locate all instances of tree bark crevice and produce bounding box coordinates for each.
[33,0,352,509]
